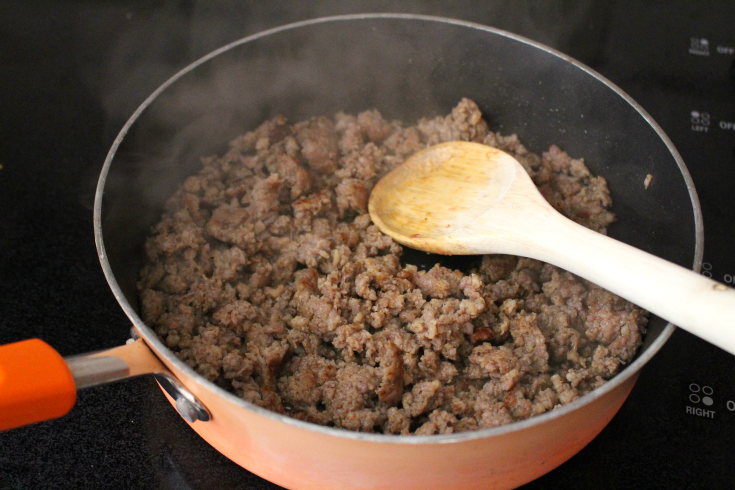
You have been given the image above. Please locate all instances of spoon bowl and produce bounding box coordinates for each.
[370,143,518,241]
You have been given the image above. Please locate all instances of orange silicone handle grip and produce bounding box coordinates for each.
[0,339,77,431]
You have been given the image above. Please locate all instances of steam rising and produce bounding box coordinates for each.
[84,1,605,130]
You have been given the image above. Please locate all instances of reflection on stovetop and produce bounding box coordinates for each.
[142,379,282,490]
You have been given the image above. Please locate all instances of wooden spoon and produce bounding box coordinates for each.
[369,141,735,355]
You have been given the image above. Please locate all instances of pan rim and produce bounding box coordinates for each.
[94,12,702,445]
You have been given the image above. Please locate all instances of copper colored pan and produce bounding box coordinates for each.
[0,14,702,490]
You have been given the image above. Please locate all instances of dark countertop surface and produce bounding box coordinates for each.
[1,2,734,489]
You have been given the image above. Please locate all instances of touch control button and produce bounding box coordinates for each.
[686,383,715,419]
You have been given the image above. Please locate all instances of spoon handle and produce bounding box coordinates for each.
[529,215,735,355]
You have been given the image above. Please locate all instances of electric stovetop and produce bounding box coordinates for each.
[1,2,734,489]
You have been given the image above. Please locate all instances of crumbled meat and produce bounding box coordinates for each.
[139,98,646,434]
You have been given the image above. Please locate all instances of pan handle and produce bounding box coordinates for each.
[0,339,77,431]
[0,336,209,431]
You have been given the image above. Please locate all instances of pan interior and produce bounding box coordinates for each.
[96,15,698,441]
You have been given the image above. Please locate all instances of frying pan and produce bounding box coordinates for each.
[0,14,702,490]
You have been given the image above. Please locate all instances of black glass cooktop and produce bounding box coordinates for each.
[1,2,734,489]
